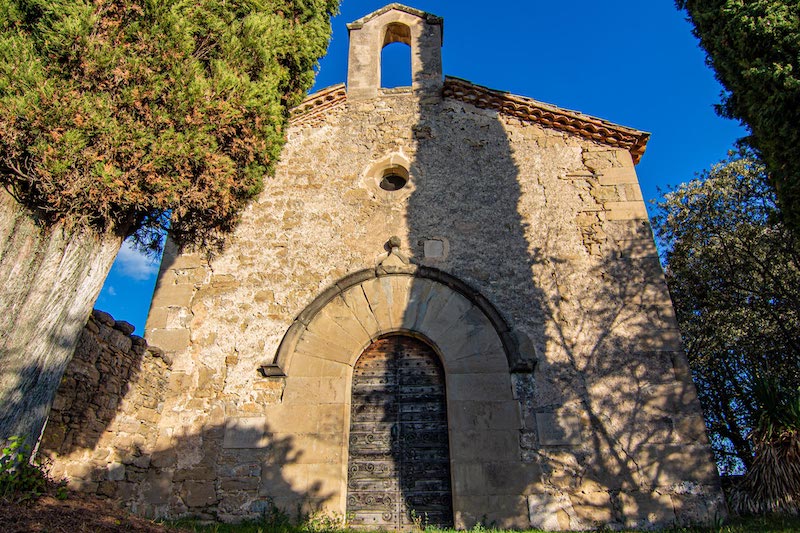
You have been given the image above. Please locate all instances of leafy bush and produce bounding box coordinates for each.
[0,435,66,502]
[732,376,800,515]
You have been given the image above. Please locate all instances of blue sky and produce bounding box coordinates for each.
[96,0,747,334]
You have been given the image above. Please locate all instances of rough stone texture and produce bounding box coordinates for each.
[40,309,172,505]
[46,5,724,529]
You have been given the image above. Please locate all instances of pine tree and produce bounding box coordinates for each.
[0,0,339,447]
[676,1,800,231]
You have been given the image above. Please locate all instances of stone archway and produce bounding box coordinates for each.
[268,266,534,377]
[347,335,453,529]
[266,265,530,527]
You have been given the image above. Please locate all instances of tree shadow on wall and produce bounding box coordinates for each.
[399,46,722,528]
[47,419,335,522]
[529,235,725,528]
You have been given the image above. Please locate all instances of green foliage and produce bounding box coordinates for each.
[732,376,800,515]
[653,152,800,473]
[0,435,65,502]
[675,0,800,232]
[0,0,339,250]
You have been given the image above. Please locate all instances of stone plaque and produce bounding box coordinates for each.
[423,239,445,259]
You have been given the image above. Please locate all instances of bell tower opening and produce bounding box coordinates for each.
[381,22,412,88]
[346,5,443,100]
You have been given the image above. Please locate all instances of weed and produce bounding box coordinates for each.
[0,435,65,502]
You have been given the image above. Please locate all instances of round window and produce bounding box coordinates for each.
[380,173,407,191]
[378,166,409,191]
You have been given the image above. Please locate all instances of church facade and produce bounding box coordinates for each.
[44,4,725,529]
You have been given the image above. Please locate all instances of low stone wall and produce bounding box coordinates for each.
[40,309,171,500]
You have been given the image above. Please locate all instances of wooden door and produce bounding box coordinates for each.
[346,336,453,529]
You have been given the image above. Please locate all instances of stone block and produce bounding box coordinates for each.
[423,239,445,258]
[107,462,126,481]
[605,200,648,220]
[220,477,260,491]
[623,182,644,202]
[486,495,530,529]
[671,488,726,526]
[277,432,344,465]
[597,166,638,185]
[483,462,542,494]
[386,275,413,329]
[181,480,218,508]
[604,219,653,241]
[451,462,486,495]
[359,277,395,332]
[307,297,372,351]
[265,403,345,434]
[450,430,519,462]
[452,494,489,530]
[636,444,718,486]
[304,463,344,499]
[223,417,269,449]
[645,381,700,416]
[675,416,709,444]
[416,289,473,341]
[339,286,381,336]
[282,376,347,404]
[446,348,509,374]
[261,462,308,495]
[287,354,349,378]
[634,328,684,351]
[448,400,522,431]
[619,490,675,528]
[146,329,190,353]
[151,283,194,308]
[447,373,514,402]
[527,491,574,531]
[407,280,454,331]
[294,329,355,366]
[174,466,215,482]
[569,489,613,526]
[143,474,172,505]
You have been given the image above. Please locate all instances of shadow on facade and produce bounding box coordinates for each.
[532,235,719,526]
[40,311,162,456]
[46,417,334,521]
[394,41,717,526]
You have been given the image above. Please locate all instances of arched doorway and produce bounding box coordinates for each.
[346,335,453,529]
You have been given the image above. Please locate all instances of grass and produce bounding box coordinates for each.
[167,513,800,533]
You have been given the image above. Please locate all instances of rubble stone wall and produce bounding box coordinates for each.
[41,310,172,504]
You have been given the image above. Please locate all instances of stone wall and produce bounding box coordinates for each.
[40,310,171,502]
[134,80,724,527]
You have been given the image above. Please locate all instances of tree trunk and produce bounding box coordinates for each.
[0,191,123,450]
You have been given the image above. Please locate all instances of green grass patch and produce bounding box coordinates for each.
[167,513,800,533]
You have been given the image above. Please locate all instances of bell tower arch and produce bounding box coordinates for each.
[346,4,443,100]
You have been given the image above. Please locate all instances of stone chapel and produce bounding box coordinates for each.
[42,4,726,530]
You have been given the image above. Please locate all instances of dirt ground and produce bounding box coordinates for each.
[0,489,188,533]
